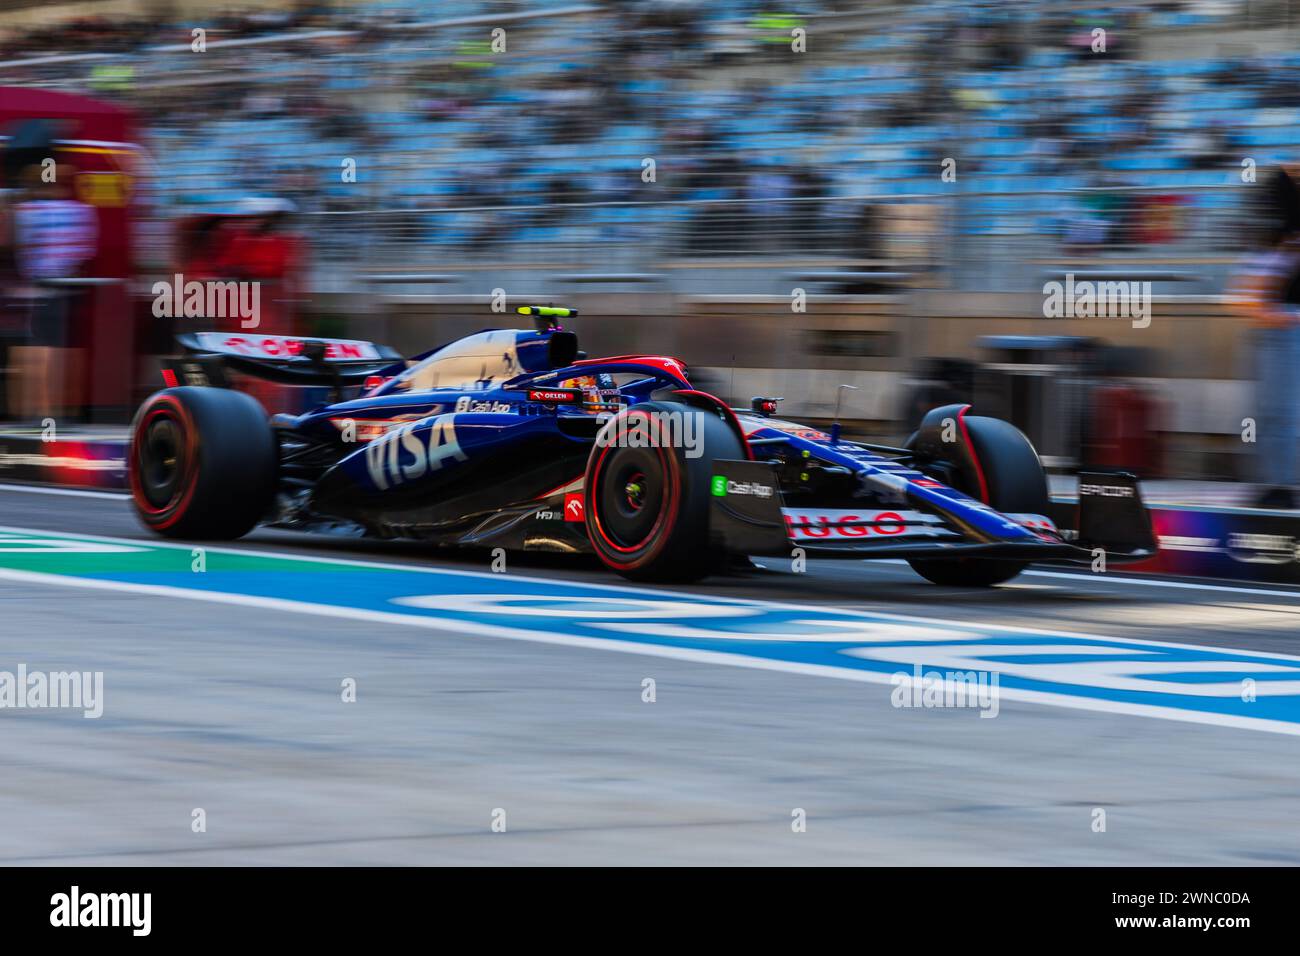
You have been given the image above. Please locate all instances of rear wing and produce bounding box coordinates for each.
[163,333,403,396]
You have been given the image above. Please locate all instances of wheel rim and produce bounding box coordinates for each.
[623,471,647,512]
[597,449,666,551]
[136,410,187,510]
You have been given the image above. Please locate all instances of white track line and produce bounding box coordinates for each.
[0,562,1298,736]
[1022,568,1300,600]
[1,523,1300,735]
[3,522,1300,660]
[0,483,127,500]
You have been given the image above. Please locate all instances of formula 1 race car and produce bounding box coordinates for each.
[129,307,1157,585]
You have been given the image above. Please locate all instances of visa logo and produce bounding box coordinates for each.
[365,418,468,491]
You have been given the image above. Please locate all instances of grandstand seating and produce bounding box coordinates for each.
[5,0,1294,277]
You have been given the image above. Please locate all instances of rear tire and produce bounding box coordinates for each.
[129,387,277,539]
[908,415,1049,587]
[585,400,746,582]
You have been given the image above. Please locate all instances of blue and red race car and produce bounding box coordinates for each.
[129,306,1156,585]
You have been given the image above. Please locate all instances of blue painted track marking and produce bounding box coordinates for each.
[1,525,1299,735]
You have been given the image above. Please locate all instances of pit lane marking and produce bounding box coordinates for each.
[3,525,1300,735]
[1023,568,1300,599]
[828,553,1300,602]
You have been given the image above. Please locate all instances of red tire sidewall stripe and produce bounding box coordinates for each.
[129,395,200,530]
[669,389,753,460]
[956,404,991,504]
[586,411,682,570]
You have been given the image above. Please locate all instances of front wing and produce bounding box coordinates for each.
[708,459,1157,564]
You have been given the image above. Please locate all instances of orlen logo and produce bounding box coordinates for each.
[564,493,585,522]
[528,389,581,404]
[194,333,379,360]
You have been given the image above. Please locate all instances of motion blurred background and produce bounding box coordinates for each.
[1,0,1296,484]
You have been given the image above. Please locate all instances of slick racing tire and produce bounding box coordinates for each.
[129,386,277,539]
[908,415,1049,587]
[585,400,746,582]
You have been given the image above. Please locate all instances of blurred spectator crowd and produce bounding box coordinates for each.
[2,0,1298,271]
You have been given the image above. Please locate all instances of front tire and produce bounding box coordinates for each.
[129,387,278,539]
[585,400,746,582]
[908,415,1049,587]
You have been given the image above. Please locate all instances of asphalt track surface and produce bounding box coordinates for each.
[2,483,1300,865]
